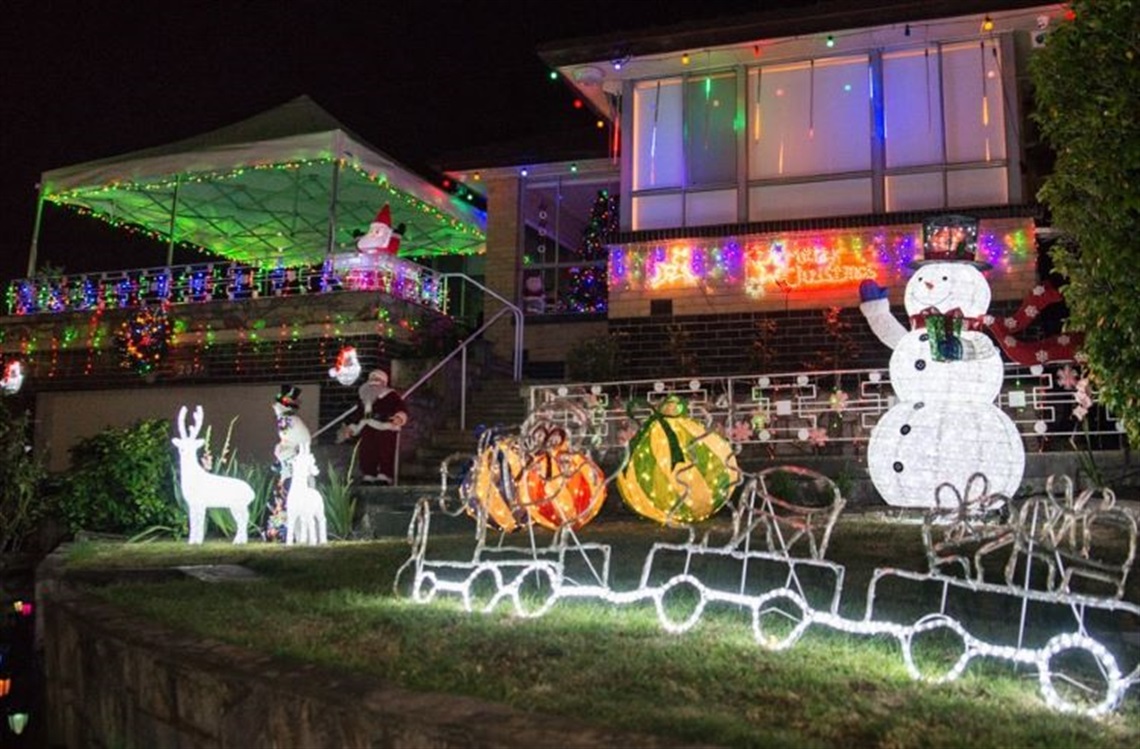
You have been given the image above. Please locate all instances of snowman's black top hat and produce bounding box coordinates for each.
[912,214,991,270]
[275,384,302,410]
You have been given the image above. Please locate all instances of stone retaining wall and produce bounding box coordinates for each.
[35,551,708,749]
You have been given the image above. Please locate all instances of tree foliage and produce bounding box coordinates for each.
[1030,0,1140,443]
[0,400,47,553]
[56,418,183,536]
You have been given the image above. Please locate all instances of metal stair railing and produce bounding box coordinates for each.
[313,273,523,485]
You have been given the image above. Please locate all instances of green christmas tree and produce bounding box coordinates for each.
[567,190,617,313]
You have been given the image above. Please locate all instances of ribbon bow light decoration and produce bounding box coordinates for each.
[519,423,607,532]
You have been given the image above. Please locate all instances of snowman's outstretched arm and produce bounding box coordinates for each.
[858,280,906,350]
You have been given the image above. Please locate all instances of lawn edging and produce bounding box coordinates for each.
[35,546,713,749]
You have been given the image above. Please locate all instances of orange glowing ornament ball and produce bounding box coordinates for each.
[616,395,741,525]
[518,425,607,531]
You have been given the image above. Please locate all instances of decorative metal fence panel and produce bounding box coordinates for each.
[528,362,1122,455]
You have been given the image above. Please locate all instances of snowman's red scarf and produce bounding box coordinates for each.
[981,281,1085,366]
[909,307,985,331]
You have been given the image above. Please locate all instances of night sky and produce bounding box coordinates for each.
[0,0,779,288]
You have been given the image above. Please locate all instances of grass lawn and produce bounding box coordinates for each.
[65,514,1140,749]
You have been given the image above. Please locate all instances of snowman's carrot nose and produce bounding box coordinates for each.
[924,280,935,290]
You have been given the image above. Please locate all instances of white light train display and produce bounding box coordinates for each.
[394,419,1139,719]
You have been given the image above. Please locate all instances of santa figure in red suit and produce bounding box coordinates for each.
[338,369,408,485]
[356,204,405,256]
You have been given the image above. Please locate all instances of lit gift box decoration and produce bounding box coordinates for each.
[463,426,608,533]
[616,396,740,525]
[462,434,528,532]
[519,426,607,532]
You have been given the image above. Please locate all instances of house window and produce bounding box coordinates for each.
[747,54,873,221]
[883,40,1008,211]
[625,35,1018,230]
[631,72,739,230]
[521,176,617,315]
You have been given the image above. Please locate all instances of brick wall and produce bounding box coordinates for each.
[609,300,1022,380]
[481,175,523,362]
[37,555,695,749]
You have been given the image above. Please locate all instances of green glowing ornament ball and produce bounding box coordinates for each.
[616,396,740,524]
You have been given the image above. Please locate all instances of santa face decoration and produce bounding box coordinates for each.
[1,360,24,395]
[329,346,362,386]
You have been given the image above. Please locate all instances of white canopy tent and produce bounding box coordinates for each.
[30,95,486,274]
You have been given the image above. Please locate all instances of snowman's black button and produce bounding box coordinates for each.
[920,333,929,342]
[893,461,904,473]
[915,359,926,370]
[914,402,925,410]
[900,425,911,435]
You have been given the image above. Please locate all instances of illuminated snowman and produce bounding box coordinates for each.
[858,217,1024,508]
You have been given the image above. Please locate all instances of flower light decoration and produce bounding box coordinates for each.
[615,396,741,525]
[0,360,24,395]
[328,345,362,386]
[858,215,1025,508]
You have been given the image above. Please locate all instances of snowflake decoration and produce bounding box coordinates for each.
[1056,365,1080,390]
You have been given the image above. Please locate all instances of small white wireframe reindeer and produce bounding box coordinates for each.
[171,405,256,544]
[286,445,328,545]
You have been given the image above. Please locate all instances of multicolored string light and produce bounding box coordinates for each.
[610,218,1033,297]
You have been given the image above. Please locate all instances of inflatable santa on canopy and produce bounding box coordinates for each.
[356,204,405,256]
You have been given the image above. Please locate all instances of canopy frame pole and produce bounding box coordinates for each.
[166,174,181,267]
[26,182,46,277]
[325,159,341,259]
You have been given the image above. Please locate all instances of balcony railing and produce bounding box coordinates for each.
[5,254,448,316]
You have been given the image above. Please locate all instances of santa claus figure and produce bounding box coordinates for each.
[339,370,408,485]
[356,204,405,256]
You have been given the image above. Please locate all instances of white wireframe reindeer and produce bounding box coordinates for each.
[171,405,256,544]
[286,444,328,545]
